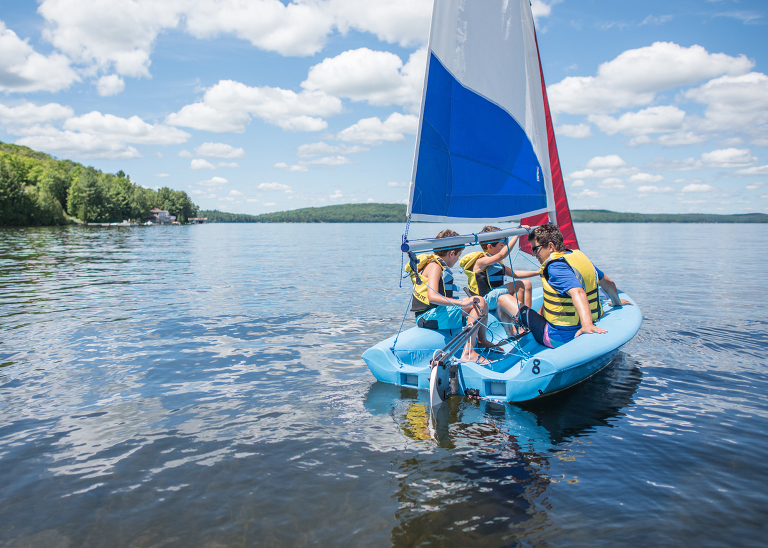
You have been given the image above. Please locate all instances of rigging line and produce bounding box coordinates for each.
[390,292,415,363]
[399,217,412,289]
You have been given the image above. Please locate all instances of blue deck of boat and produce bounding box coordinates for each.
[363,288,642,403]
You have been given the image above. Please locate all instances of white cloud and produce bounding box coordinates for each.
[296,141,368,157]
[166,79,342,133]
[700,148,757,168]
[191,159,239,170]
[196,176,229,186]
[548,42,753,115]
[589,106,686,136]
[637,185,674,194]
[194,142,247,158]
[336,112,418,144]
[656,132,708,147]
[179,149,193,158]
[720,137,745,147]
[219,197,235,202]
[263,202,276,206]
[229,190,243,196]
[682,183,716,193]
[300,155,352,166]
[184,0,335,57]
[531,0,557,20]
[367,198,375,203]
[154,173,169,177]
[302,47,426,111]
[570,180,585,187]
[629,173,664,184]
[330,0,433,47]
[96,74,125,96]
[258,182,292,192]
[190,190,216,198]
[0,20,79,93]
[191,159,216,170]
[0,101,74,125]
[39,0,183,77]
[247,198,259,203]
[639,14,674,26]
[387,182,407,187]
[64,111,191,144]
[585,155,626,169]
[736,165,768,176]
[682,72,768,132]
[573,189,604,198]
[599,177,625,189]
[567,166,639,180]
[329,189,343,199]
[650,148,758,171]
[273,162,308,172]
[746,182,764,190]
[16,127,141,159]
[556,123,592,138]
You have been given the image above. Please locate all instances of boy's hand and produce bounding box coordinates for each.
[575,324,607,337]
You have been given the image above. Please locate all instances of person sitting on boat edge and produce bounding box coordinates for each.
[458,225,539,337]
[513,224,633,348]
[405,229,497,363]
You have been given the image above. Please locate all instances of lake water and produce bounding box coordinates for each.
[1,222,766,547]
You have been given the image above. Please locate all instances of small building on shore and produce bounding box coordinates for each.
[146,209,175,224]
[188,218,208,224]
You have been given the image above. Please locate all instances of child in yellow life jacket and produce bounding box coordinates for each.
[459,226,538,336]
[515,224,633,348]
[406,229,497,363]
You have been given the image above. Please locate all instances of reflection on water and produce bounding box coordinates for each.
[365,353,642,546]
[2,223,768,547]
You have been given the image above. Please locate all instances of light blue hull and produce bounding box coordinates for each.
[362,288,642,403]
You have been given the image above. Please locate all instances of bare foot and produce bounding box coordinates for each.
[462,352,490,364]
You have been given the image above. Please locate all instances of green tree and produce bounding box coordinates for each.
[39,164,72,212]
[68,167,108,222]
[0,160,35,226]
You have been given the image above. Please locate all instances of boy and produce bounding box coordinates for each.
[459,226,538,336]
[515,224,633,348]
[406,229,496,362]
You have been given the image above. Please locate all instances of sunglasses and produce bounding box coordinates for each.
[531,244,543,254]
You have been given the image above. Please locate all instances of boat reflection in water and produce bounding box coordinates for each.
[364,353,642,546]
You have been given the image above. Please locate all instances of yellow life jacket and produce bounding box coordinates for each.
[540,250,603,326]
[406,254,458,314]
[459,251,506,296]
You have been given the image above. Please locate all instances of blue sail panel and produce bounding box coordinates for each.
[410,53,547,221]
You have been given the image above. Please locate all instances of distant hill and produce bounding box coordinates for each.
[200,203,407,223]
[200,204,768,223]
[570,210,768,223]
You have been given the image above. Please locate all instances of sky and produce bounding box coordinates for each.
[1,0,767,215]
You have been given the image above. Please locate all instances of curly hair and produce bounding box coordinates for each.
[530,224,565,252]
[433,229,464,257]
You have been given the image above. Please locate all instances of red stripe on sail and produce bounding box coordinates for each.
[520,29,579,254]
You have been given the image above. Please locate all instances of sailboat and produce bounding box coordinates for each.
[362,0,642,405]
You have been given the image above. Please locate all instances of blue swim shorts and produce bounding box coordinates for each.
[416,305,466,330]
[483,286,509,311]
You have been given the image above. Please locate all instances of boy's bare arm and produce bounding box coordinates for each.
[425,263,478,308]
[504,267,538,278]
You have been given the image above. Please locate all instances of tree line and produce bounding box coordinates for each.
[0,141,198,226]
[200,204,768,224]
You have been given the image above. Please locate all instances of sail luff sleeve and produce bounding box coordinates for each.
[520,24,580,252]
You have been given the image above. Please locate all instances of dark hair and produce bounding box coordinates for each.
[433,229,464,257]
[480,225,501,251]
[530,224,565,252]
